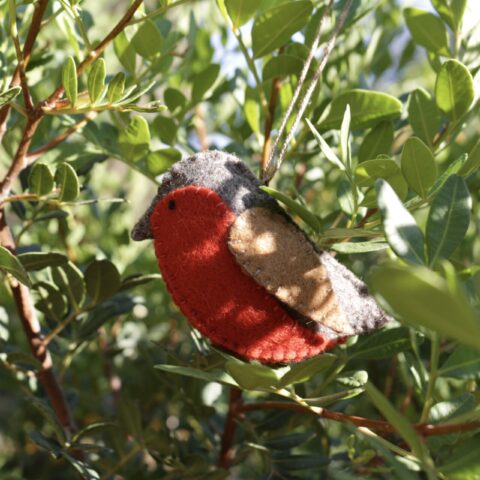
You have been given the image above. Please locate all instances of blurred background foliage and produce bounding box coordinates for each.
[1,0,480,478]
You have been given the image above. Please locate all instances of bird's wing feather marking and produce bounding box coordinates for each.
[228,207,355,335]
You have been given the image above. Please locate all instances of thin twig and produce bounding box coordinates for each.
[237,401,480,437]
[264,0,353,183]
[260,65,283,176]
[0,212,76,436]
[26,112,97,163]
[43,0,145,109]
[264,0,333,180]
[218,388,242,469]
[0,0,48,142]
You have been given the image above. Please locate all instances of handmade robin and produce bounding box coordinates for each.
[132,150,389,364]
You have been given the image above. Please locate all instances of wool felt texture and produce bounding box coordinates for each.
[228,207,351,334]
[132,150,390,363]
[151,186,336,364]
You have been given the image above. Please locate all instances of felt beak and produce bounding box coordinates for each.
[131,208,154,241]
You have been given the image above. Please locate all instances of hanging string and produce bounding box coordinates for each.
[262,0,354,184]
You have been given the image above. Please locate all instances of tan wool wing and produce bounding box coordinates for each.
[227,207,355,335]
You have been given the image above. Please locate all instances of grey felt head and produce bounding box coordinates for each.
[131,150,277,241]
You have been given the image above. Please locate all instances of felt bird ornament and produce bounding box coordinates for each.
[132,151,389,364]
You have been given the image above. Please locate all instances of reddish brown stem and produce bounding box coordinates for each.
[0,212,76,436]
[218,388,242,469]
[43,0,144,108]
[237,401,480,437]
[26,112,97,163]
[0,0,49,142]
[260,74,282,176]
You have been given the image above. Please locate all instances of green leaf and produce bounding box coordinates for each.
[0,246,31,287]
[262,55,304,82]
[226,361,280,390]
[164,87,186,114]
[225,0,258,28]
[440,436,480,479]
[107,72,125,104]
[278,354,336,388]
[191,64,220,103]
[154,364,238,387]
[358,121,394,162]
[55,163,79,202]
[87,58,106,104]
[0,86,22,107]
[146,148,181,175]
[365,381,429,463]
[431,0,467,32]
[306,119,345,171]
[18,252,68,271]
[340,105,351,167]
[113,31,136,73]
[318,90,402,130]
[439,346,480,378]
[244,87,260,135]
[426,174,471,265]
[252,1,313,58]
[6,351,42,371]
[349,327,412,360]
[429,394,476,422]
[120,273,162,291]
[357,158,408,202]
[376,179,425,265]
[28,163,54,196]
[118,116,151,162]
[401,137,437,198]
[34,281,66,320]
[261,186,322,232]
[407,88,442,148]
[370,263,480,350]
[131,21,163,60]
[265,432,315,450]
[429,154,468,197]
[404,8,450,55]
[336,180,356,215]
[435,60,474,122]
[62,56,78,107]
[153,115,178,145]
[85,259,121,304]
[51,262,85,308]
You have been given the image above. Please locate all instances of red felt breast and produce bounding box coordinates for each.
[150,185,336,364]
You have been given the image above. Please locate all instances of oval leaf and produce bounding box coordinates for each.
[225,0,258,28]
[0,246,31,287]
[376,179,425,265]
[107,72,126,104]
[252,1,313,58]
[118,116,151,162]
[358,121,394,162]
[62,56,78,107]
[29,163,54,196]
[435,60,474,122]
[131,21,163,60]
[0,86,22,107]
[407,88,441,148]
[18,252,68,271]
[404,8,449,55]
[426,174,471,266]
[85,259,121,304]
[87,58,106,104]
[370,263,480,350]
[318,90,402,130]
[401,137,437,198]
[55,163,79,202]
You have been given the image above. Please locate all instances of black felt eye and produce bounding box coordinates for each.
[168,199,176,210]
